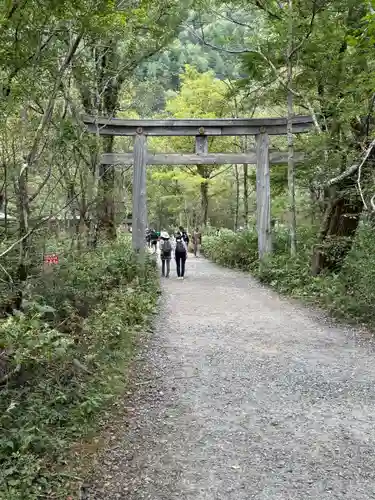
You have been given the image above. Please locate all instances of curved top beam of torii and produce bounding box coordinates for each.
[82,115,313,136]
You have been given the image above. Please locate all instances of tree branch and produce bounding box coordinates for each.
[29,165,52,203]
[209,164,234,179]
[288,8,317,59]
[251,0,283,20]
[0,158,113,261]
[356,138,375,209]
[188,24,321,133]
[26,31,83,169]
[183,165,198,176]
[186,24,251,54]
[4,30,57,97]
[324,138,375,188]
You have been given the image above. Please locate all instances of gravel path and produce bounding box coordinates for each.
[87,256,375,499]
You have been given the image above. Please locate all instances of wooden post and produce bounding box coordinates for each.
[195,134,208,155]
[195,134,209,227]
[256,131,272,260]
[132,129,147,252]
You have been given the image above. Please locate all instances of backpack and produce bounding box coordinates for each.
[161,239,172,256]
[175,239,186,254]
[151,231,158,241]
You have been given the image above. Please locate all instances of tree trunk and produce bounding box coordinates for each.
[243,163,248,228]
[234,164,240,231]
[309,185,317,224]
[2,163,8,236]
[200,180,209,227]
[287,0,297,256]
[17,164,30,282]
[310,6,371,275]
[310,138,375,275]
[311,192,362,275]
[287,86,297,255]
[197,165,210,227]
[74,40,121,244]
[98,135,116,240]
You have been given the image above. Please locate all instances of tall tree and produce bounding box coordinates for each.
[163,65,243,226]
[207,0,375,271]
[0,0,122,276]
[72,0,191,240]
[286,0,296,255]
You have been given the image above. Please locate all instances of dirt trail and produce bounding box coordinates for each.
[87,257,375,499]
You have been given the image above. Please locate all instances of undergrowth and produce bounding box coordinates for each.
[202,224,375,326]
[0,236,159,499]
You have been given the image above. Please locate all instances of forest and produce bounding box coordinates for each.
[1,0,375,497]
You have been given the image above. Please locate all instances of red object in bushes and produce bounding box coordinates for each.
[44,254,59,264]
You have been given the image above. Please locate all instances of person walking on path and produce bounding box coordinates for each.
[150,229,158,254]
[175,232,187,280]
[178,226,189,247]
[159,231,172,278]
[145,228,151,248]
[192,227,202,257]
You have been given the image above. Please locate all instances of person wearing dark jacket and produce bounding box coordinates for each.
[175,232,188,280]
[178,226,189,246]
[145,228,151,247]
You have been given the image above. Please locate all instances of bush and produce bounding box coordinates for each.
[202,229,258,270]
[202,224,375,326]
[0,236,159,499]
[330,223,375,322]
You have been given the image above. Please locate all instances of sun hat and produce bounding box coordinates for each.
[160,231,170,239]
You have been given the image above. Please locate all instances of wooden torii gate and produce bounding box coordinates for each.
[83,115,313,259]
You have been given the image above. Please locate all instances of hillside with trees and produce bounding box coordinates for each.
[1,0,375,497]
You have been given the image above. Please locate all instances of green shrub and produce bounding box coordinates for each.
[0,236,159,499]
[203,224,375,326]
[330,223,375,322]
[202,229,258,270]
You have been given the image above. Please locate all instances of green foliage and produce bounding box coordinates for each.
[202,229,259,270]
[0,237,159,499]
[203,223,375,326]
[0,314,73,368]
[166,65,231,118]
[143,65,243,229]
[334,221,375,321]
[136,6,248,98]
